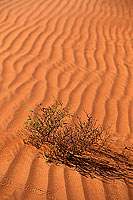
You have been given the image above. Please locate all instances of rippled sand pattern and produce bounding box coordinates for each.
[0,0,133,199]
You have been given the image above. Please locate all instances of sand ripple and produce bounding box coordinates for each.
[0,0,133,199]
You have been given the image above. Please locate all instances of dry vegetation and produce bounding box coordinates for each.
[22,99,133,187]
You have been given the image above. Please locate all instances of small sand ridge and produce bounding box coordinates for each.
[0,0,132,199]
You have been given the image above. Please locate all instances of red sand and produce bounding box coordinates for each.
[0,0,133,199]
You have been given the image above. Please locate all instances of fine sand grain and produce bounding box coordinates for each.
[0,0,133,199]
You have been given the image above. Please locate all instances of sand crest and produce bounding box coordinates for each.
[0,0,133,199]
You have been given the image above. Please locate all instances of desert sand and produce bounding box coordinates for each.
[0,0,133,199]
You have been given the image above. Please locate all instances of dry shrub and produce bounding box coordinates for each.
[22,99,133,187]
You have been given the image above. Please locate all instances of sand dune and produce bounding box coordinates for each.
[0,0,133,199]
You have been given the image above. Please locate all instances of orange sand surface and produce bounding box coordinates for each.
[0,0,133,199]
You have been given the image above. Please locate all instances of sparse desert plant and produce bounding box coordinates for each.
[22,99,133,187]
